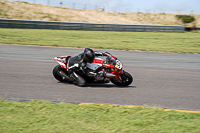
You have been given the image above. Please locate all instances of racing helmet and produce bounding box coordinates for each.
[83,48,95,63]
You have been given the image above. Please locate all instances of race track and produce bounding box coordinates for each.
[0,44,200,110]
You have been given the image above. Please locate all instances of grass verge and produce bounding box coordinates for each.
[0,100,200,133]
[0,28,200,53]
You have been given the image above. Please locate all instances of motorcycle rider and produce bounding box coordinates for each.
[67,48,106,86]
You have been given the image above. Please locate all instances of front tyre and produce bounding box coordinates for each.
[111,72,133,87]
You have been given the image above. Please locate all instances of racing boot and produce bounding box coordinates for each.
[70,72,86,87]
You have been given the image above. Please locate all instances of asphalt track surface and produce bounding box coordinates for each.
[0,44,200,110]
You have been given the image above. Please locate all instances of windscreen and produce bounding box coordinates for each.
[106,55,122,69]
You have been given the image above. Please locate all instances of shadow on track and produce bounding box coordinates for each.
[86,83,136,88]
[58,82,136,88]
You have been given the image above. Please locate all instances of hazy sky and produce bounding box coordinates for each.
[9,0,200,14]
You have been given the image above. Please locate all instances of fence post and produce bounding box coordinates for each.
[73,3,75,9]
[47,0,50,6]
[84,4,87,10]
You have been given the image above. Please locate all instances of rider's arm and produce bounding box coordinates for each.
[94,51,107,56]
[68,54,85,70]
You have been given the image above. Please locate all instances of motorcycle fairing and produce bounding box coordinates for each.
[87,57,103,71]
[87,55,125,82]
[53,56,71,69]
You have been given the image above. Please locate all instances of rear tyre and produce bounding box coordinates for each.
[111,72,133,87]
[52,65,70,83]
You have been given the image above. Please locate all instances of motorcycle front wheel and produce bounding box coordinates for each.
[111,72,133,87]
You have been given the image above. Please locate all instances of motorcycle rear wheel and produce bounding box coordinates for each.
[111,72,133,87]
[52,65,71,83]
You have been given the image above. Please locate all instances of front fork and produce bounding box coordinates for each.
[115,70,125,82]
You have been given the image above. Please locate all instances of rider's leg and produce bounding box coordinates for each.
[70,71,86,87]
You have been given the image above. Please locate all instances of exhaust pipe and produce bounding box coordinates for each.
[105,73,115,77]
[58,71,73,81]
[96,71,116,78]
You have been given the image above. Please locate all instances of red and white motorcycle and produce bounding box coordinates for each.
[52,52,133,86]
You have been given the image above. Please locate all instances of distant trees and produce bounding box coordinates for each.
[176,15,197,30]
[176,15,195,24]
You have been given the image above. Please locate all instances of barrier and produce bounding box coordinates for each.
[0,19,185,32]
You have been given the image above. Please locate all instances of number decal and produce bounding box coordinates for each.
[115,60,122,69]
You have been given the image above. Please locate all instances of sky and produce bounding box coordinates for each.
[9,0,200,14]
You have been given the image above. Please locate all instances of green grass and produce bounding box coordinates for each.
[0,28,200,53]
[0,100,200,133]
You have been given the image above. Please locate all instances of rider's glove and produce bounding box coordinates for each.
[79,62,87,71]
[95,52,107,56]
[105,52,111,54]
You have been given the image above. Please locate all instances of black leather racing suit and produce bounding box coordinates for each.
[67,53,86,86]
[67,52,106,86]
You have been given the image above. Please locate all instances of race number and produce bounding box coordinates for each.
[115,60,122,69]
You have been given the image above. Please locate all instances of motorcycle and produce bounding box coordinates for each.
[52,52,133,86]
